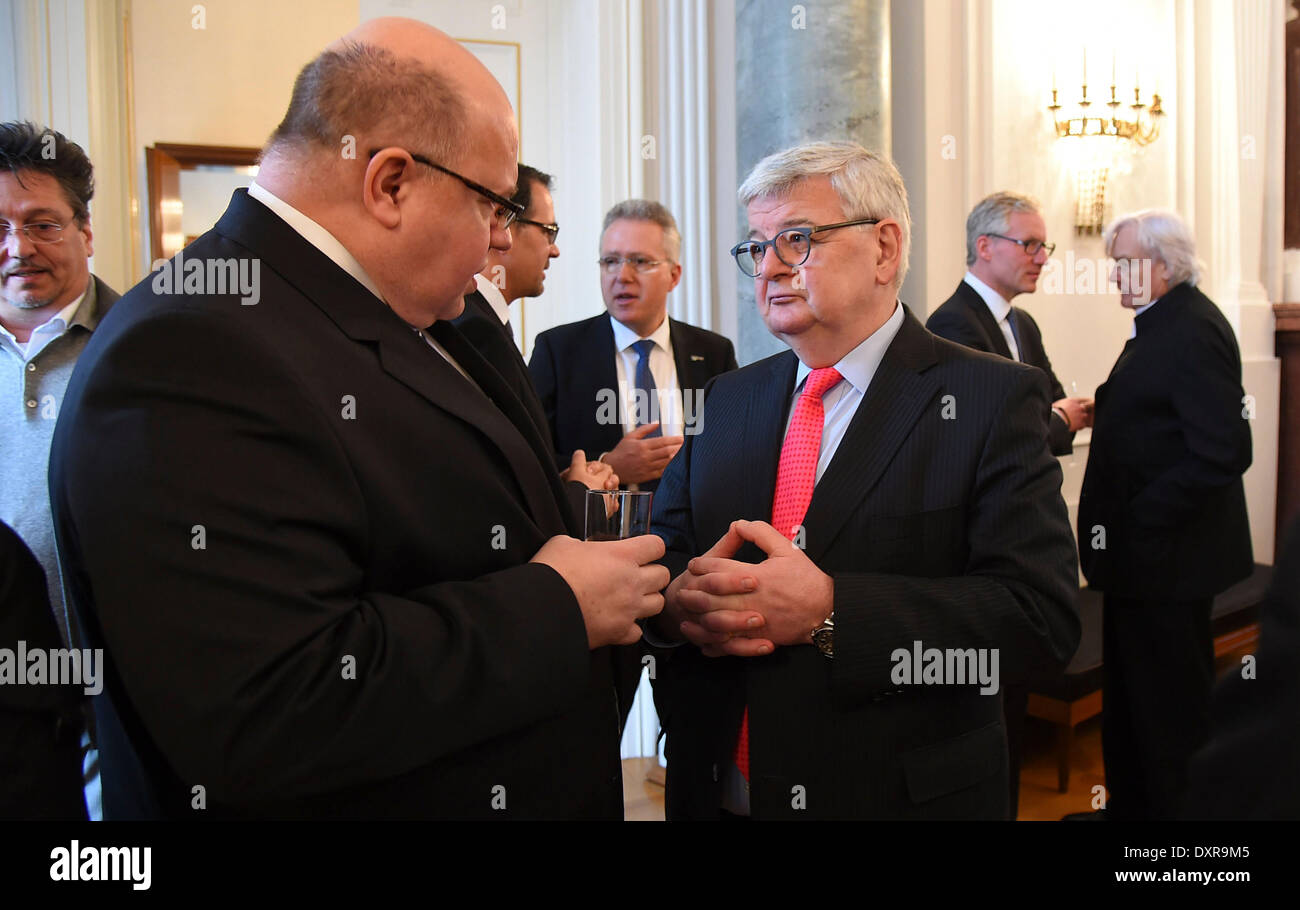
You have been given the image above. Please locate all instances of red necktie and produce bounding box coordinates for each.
[733,366,843,782]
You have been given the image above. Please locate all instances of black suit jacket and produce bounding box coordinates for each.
[48,189,623,819]
[926,280,1074,455]
[650,306,1080,819]
[1185,515,1300,819]
[454,291,556,468]
[0,521,87,820]
[528,313,738,470]
[1077,282,1252,600]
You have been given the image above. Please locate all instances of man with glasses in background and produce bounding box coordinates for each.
[0,121,118,820]
[529,199,736,731]
[455,163,615,496]
[926,191,1092,818]
[529,199,737,491]
[927,192,1092,456]
[48,18,667,819]
[647,142,1079,820]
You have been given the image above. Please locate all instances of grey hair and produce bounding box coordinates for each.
[1103,209,1203,287]
[601,199,681,263]
[966,191,1040,266]
[266,41,467,166]
[737,141,911,288]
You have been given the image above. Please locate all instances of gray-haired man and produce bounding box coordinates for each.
[647,142,1079,819]
[927,191,1092,456]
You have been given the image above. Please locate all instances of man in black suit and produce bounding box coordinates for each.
[649,141,1080,820]
[529,200,738,491]
[529,200,736,730]
[1184,515,1300,820]
[0,520,86,819]
[926,191,1092,455]
[47,17,667,819]
[925,191,1093,818]
[1078,208,1252,820]
[455,164,615,493]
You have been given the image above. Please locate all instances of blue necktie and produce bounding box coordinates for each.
[1005,309,1023,361]
[631,339,663,437]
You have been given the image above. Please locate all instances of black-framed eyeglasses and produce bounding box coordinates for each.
[598,255,668,274]
[515,217,559,244]
[367,148,525,229]
[730,219,880,277]
[0,220,70,246]
[986,233,1055,258]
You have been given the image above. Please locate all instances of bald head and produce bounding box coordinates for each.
[265,17,514,175]
[256,16,521,330]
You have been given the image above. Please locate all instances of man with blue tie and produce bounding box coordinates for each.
[529,199,737,492]
[530,200,736,730]
[927,192,1093,456]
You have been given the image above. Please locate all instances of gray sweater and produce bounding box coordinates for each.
[1,275,118,646]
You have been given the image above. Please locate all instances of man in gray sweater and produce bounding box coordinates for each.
[0,121,118,819]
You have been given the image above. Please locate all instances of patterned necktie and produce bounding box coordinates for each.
[630,339,663,437]
[733,366,843,783]
[1004,309,1023,362]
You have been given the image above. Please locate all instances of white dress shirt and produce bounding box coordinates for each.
[473,272,511,325]
[722,299,906,816]
[0,289,84,361]
[609,313,684,438]
[247,181,477,388]
[963,271,1021,361]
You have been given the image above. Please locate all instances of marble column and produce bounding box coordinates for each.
[734,0,891,363]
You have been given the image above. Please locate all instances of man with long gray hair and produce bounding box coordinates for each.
[648,141,1079,819]
[1078,208,1252,820]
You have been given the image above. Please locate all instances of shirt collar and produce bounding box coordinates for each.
[610,312,671,353]
[963,271,1012,323]
[473,273,511,324]
[248,181,386,303]
[0,282,87,347]
[1129,297,1161,337]
[794,300,906,394]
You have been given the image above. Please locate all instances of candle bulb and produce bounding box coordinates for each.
[1111,52,1116,85]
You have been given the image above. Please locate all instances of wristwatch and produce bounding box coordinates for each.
[811,614,835,658]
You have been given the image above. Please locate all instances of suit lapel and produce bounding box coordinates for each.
[668,318,708,391]
[588,317,624,453]
[215,191,566,534]
[462,293,556,461]
[429,321,571,533]
[958,281,1012,359]
[744,352,799,523]
[801,310,942,563]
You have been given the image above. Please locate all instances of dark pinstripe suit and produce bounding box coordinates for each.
[650,305,1081,819]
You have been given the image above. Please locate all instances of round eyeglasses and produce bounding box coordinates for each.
[730,219,880,277]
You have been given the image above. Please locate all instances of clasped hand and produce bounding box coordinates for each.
[662,519,833,657]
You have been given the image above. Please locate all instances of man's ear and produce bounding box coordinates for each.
[874,220,903,287]
[975,233,993,262]
[361,150,413,229]
[666,261,683,292]
[78,217,93,259]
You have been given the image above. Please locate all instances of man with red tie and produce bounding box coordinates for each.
[648,141,1080,819]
